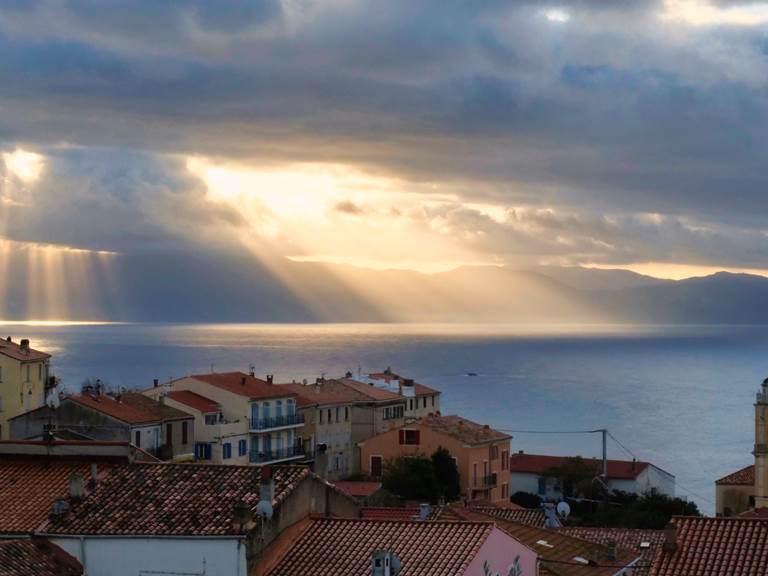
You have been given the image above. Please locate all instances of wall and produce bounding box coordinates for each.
[314,403,353,480]
[358,423,511,503]
[0,355,48,439]
[716,483,754,516]
[463,526,538,576]
[405,393,440,419]
[52,536,246,576]
[10,400,132,442]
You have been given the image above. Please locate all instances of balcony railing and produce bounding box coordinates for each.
[249,445,305,464]
[476,474,497,488]
[248,413,305,431]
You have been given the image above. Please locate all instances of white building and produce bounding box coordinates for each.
[509,452,675,500]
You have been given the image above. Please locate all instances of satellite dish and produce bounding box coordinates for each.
[556,501,571,519]
[256,499,274,520]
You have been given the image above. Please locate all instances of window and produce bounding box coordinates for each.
[205,413,218,425]
[327,408,331,423]
[166,423,173,448]
[409,399,413,411]
[263,402,271,420]
[431,395,435,407]
[38,363,42,380]
[276,400,283,419]
[251,403,259,426]
[502,483,509,499]
[223,442,232,459]
[25,365,30,382]
[501,450,508,470]
[182,421,188,444]
[0,395,3,412]
[538,477,547,496]
[344,406,349,421]
[0,366,3,382]
[383,405,404,420]
[490,445,499,460]
[195,442,212,460]
[135,430,141,448]
[370,455,383,478]
[399,429,420,445]
[239,439,247,456]
[473,463,478,487]
[287,398,295,415]
[319,409,323,424]
[335,406,340,423]
[423,397,427,409]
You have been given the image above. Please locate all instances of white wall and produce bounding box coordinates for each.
[52,536,246,576]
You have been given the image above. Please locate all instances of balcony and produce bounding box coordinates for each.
[248,413,305,432]
[249,445,305,464]
[477,473,497,488]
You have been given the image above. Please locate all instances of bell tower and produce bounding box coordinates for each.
[754,378,768,508]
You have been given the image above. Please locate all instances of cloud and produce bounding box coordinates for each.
[334,200,365,215]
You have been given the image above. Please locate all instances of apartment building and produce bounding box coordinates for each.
[0,337,54,439]
[363,367,441,419]
[358,414,512,503]
[145,371,305,466]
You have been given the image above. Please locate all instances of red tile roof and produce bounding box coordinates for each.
[278,383,360,407]
[468,505,547,528]
[561,527,664,575]
[448,506,639,576]
[0,338,50,362]
[509,453,652,480]
[190,372,298,401]
[419,414,510,445]
[360,507,420,521]
[740,507,768,518]
[68,393,192,425]
[0,458,108,534]
[333,481,382,499]
[0,539,82,576]
[650,516,768,576]
[334,378,404,402]
[715,464,754,485]
[43,464,310,536]
[166,390,220,414]
[263,518,495,576]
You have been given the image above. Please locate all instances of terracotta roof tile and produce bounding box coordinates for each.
[278,383,359,407]
[650,516,768,576]
[43,463,309,536]
[190,372,298,401]
[360,507,421,521]
[333,481,382,499]
[740,508,768,518]
[715,464,754,486]
[469,506,548,528]
[0,539,82,576]
[419,415,510,445]
[0,458,112,534]
[0,338,50,362]
[265,518,495,576]
[166,390,221,414]
[448,506,639,576]
[68,393,192,425]
[334,378,404,402]
[509,453,654,480]
[561,527,664,575]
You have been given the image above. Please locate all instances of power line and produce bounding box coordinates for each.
[496,429,605,435]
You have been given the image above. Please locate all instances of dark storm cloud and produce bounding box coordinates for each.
[1,0,768,268]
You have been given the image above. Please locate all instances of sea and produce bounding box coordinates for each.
[8,321,766,515]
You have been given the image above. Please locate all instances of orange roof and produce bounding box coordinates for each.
[740,508,768,518]
[43,464,310,536]
[262,518,495,576]
[715,464,754,485]
[68,393,192,425]
[333,481,382,499]
[561,527,664,573]
[466,505,547,528]
[190,372,298,401]
[166,390,220,413]
[360,507,420,521]
[0,539,82,576]
[0,458,114,534]
[419,414,510,445]
[0,337,50,362]
[279,382,358,407]
[334,378,404,402]
[509,453,654,480]
[650,516,768,576]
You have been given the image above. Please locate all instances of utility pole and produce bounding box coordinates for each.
[601,428,608,481]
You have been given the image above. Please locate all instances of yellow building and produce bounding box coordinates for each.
[0,337,52,439]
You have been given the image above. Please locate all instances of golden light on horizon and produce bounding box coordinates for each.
[2,149,45,183]
[661,0,768,26]
[586,261,768,280]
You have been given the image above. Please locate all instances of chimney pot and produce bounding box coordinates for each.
[20,339,30,352]
[663,522,678,552]
[266,374,274,384]
[69,472,85,500]
[241,376,246,386]
[153,378,159,388]
[5,336,10,342]
[606,539,617,561]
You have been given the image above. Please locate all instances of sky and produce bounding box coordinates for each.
[2,1,768,318]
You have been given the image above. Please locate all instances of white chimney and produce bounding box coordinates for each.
[418,503,431,521]
[69,472,85,500]
[371,550,401,576]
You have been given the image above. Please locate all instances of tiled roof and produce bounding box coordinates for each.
[334,378,404,402]
[43,464,309,536]
[166,390,221,413]
[263,518,495,576]
[0,458,101,534]
[470,506,548,528]
[509,453,653,480]
[333,481,382,499]
[561,527,664,575]
[449,506,639,576]
[740,507,768,518]
[68,393,192,425]
[715,464,754,485]
[650,516,768,576]
[419,415,510,445]
[278,383,359,407]
[0,539,82,576]
[0,337,50,361]
[367,371,440,397]
[190,372,298,401]
[360,507,420,521]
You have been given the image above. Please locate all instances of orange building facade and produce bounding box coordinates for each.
[358,415,511,503]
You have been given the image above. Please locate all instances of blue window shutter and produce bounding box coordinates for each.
[205,443,212,460]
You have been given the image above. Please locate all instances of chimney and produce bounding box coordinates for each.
[69,472,85,500]
[241,376,246,386]
[631,458,636,471]
[606,539,617,561]
[20,339,30,353]
[232,500,252,532]
[153,378,159,388]
[663,522,678,552]
[260,465,274,504]
[371,550,401,576]
[418,503,431,521]
[266,374,274,384]
[88,464,98,489]
[345,371,353,378]
[249,365,256,378]
[5,336,10,342]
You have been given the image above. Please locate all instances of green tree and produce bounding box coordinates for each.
[543,456,604,499]
[510,491,542,509]
[382,456,440,503]
[431,447,461,501]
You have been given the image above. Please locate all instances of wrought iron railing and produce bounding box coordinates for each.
[249,445,305,464]
[248,413,305,431]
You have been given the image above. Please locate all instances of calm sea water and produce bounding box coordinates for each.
[8,322,765,514]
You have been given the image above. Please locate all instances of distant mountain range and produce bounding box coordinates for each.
[5,247,768,324]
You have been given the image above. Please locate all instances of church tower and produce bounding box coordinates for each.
[754,378,768,508]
